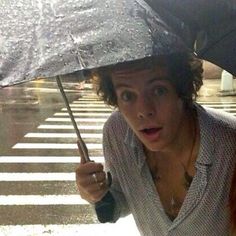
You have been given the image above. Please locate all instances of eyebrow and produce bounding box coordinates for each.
[113,76,168,89]
[148,77,166,84]
[113,82,131,90]
[113,77,167,90]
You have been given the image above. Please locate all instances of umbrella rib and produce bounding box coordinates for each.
[56,76,90,162]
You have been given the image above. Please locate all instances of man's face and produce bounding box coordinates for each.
[111,65,186,152]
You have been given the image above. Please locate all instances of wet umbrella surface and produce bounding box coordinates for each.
[0,0,189,165]
[0,0,186,87]
[0,0,188,225]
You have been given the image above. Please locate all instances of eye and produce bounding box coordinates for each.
[153,86,168,97]
[119,91,134,102]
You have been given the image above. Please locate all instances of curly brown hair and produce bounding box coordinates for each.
[91,52,203,109]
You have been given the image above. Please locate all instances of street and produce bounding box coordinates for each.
[0,78,138,235]
[0,77,235,235]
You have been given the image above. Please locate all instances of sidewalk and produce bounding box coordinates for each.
[198,79,236,103]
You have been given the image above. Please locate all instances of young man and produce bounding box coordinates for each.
[76,53,236,235]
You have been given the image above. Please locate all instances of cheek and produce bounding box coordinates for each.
[118,104,136,124]
[177,98,184,110]
[118,107,141,134]
[171,100,184,128]
[162,98,184,127]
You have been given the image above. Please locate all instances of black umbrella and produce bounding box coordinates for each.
[0,0,187,161]
[0,0,188,218]
[0,0,187,87]
[144,0,236,76]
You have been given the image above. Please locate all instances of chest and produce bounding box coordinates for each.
[115,149,231,235]
[147,158,195,221]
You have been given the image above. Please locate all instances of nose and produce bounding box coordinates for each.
[137,97,155,119]
[137,111,154,119]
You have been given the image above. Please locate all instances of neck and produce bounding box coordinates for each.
[175,108,198,162]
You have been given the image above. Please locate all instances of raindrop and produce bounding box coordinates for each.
[164,30,169,35]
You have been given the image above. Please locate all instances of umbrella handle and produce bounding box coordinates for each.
[56,76,112,188]
[56,76,90,163]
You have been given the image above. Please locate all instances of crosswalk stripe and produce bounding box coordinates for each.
[45,117,107,122]
[202,104,236,107]
[0,218,139,236]
[0,173,76,181]
[77,97,99,100]
[73,100,105,104]
[24,133,102,138]
[198,101,236,104]
[61,107,113,111]
[202,106,236,111]
[77,98,100,101]
[25,88,76,93]
[54,112,110,117]
[38,124,103,129]
[69,104,109,107]
[0,195,88,205]
[12,143,102,149]
[0,156,104,163]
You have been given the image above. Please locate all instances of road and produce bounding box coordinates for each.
[0,77,235,235]
[0,78,138,235]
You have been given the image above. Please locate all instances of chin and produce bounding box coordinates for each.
[143,142,163,152]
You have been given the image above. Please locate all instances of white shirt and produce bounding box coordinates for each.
[102,104,236,236]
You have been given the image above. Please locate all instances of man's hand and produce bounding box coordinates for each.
[76,161,109,204]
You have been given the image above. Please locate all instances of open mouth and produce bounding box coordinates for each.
[141,127,162,135]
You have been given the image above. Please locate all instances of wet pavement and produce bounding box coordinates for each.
[0,77,235,235]
[0,78,139,235]
[0,78,82,155]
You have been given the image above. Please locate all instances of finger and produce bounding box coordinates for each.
[76,170,106,187]
[76,162,104,176]
[91,173,98,183]
[91,172,106,184]
[86,181,108,194]
[78,180,108,198]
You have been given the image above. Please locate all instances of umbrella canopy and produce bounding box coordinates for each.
[0,0,187,87]
[144,0,236,76]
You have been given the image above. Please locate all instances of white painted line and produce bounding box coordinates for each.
[78,99,101,101]
[0,173,75,181]
[0,216,139,235]
[77,97,99,99]
[12,143,102,149]
[54,112,110,117]
[45,117,107,122]
[69,104,109,108]
[0,195,88,205]
[0,156,104,163]
[25,88,75,93]
[25,133,102,138]
[202,104,236,107]
[77,97,100,98]
[61,108,113,111]
[198,101,236,104]
[203,108,236,111]
[38,125,103,129]
[223,108,236,111]
[73,100,104,104]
